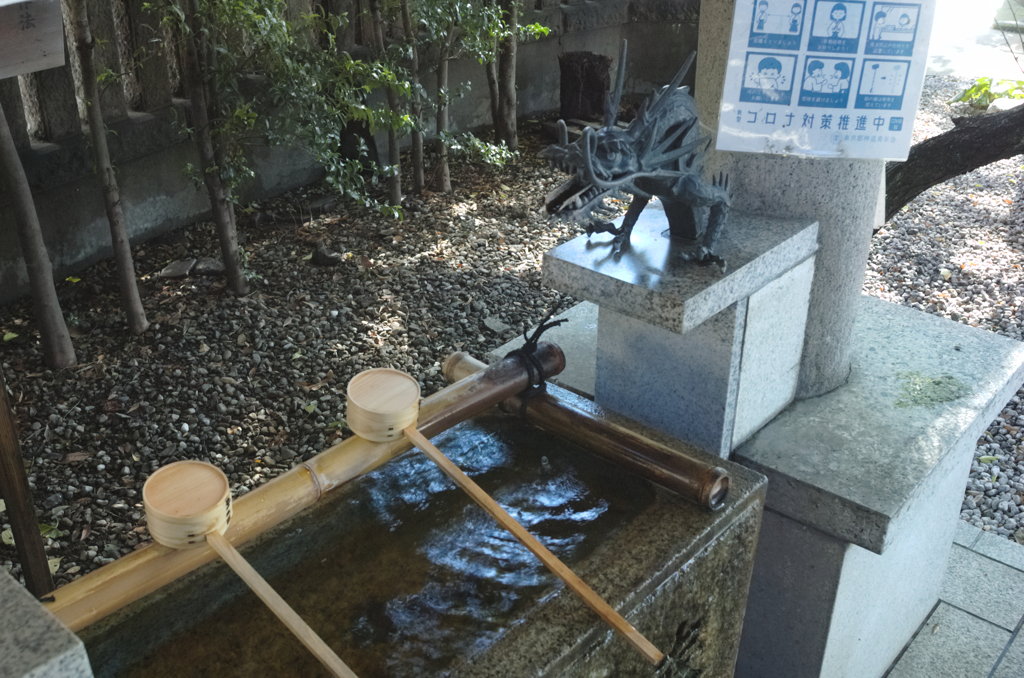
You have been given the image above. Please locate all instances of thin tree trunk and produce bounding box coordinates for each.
[0,367,55,597]
[400,0,424,193]
[181,0,248,296]
[435,26,453,194]
[885,104,1024,221]
[485,57,500,145]
[0,102,76,369]
[70,0,150,335]
[496,0,518,151]
[369,0,402,206]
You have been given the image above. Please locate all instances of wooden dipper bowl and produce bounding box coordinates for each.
[143,461,358,678]
[346,368,665,666]
[346,368,421,442]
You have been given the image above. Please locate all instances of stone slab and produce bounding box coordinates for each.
[542,202,817,335]
[596,303,745,457]
[0,571,93,678]
[974,530,1024,572]
[953,519,983,549]
[992,628,1024,678]
[940,544,1024,631]
[733,295,1024,554]
[886,603,1010,678]
[731,256,814,448]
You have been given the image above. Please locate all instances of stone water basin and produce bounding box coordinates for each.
[79,408,765,677]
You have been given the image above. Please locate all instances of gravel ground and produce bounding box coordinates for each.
[1,75,1023,589]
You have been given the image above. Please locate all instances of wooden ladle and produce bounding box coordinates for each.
[347,368,665,665]
[143,460,358,678]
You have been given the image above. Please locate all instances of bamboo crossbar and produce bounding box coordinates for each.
[46,343,565,631]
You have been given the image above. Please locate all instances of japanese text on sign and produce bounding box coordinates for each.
[0,0,65,80]
[716,0,935,160]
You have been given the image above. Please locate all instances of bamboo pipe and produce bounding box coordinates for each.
[442,352,730,511]
[403,425,665,666]
[47,343,566,632]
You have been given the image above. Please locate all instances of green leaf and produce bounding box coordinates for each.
[1,529,13,546]
[303,402,317,414]
[0,499,5,512]
[48,557,61,575]
[39,524,63,539]
[979,455,999,463]
[292,350,303,360]
[2,332,17,341]
[65,276,81,284]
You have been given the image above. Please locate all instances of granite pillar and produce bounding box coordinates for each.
[694,0,886,399]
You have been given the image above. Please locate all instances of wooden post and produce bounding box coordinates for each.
[0,368,54,597]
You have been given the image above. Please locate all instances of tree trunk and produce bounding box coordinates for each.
[181,0,248,296]
[485,55,500,145]
[0,102,76,369]
[885,104,1024,221]
[400,0,424,194]
[495,0,517,151]
[0,368,55,596]
[0,367,55,597]
[369,0,402,206]
[434,26,453,194]
[70,0,150,335]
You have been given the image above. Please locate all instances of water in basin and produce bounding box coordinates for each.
[111,415,656,677]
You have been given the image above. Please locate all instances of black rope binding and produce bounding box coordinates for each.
[505,307,569,393]
[504,306,567,415]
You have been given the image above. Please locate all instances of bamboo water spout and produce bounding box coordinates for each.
[441,352,731,511]
[47,343,565,632]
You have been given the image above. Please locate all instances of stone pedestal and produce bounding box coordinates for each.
[0,571,93,677]
[543,201,817,457]
[733,297,1024,677]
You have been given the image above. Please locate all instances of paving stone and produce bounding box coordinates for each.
[992,630,1024,678]
[940,544,1024,630]
[887,602,1009,678]
[954,519,982,548]
[973,530,1024,573]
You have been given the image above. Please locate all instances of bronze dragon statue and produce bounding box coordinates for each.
[541,45,730,269]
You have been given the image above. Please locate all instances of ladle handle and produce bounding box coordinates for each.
[403,426,665,666]
[206,532,359,678]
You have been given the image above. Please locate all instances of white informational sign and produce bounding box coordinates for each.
[716,0,936,160]
[0,0,65,80]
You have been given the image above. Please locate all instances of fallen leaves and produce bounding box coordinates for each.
[297,369,334,393]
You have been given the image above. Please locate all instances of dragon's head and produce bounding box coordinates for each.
[540,49,710,230]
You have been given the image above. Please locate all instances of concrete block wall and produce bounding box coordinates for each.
[0,0,700,306]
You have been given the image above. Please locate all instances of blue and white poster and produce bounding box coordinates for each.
[717,0,935,160]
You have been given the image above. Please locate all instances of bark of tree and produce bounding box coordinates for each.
[369,0,402,206]
[70,0,150,335]
[181,0,249,296]
[0,102,76,369]
[485,57,500,145]
[495,0,518,151]
[0,367,55,597]
[434,26,454,194]
[400,0,424,194]
[885,104,1024,221]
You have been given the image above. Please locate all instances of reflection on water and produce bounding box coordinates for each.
[119,417,655,678]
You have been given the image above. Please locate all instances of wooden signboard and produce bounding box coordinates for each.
[0,0,65,79]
